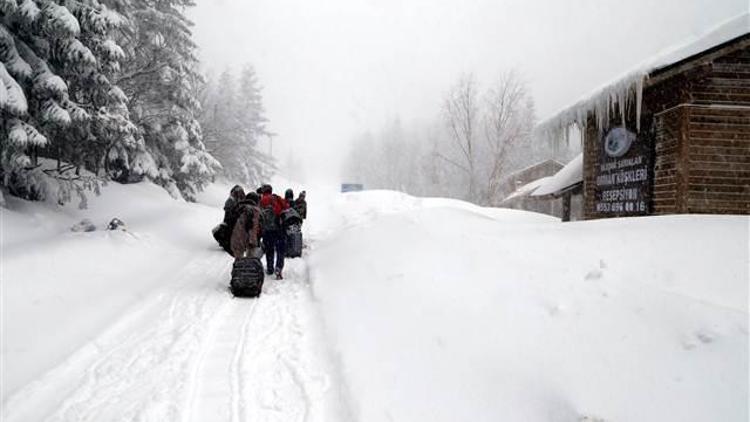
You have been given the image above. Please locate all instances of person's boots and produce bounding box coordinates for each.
[275,269,283,280]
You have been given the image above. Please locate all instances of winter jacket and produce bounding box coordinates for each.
[230,200,262,259]
[223,186,246,225]
[260,193,289,216]
[294,198,307,220]
[223,198,237,224]
[259,193,289,235]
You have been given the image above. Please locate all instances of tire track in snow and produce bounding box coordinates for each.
[229,299,258,422]
[181,291,235,422]
[239,257,333,422]
[188,252,342,422]
[6,240,350,422]
[1,253,233,422]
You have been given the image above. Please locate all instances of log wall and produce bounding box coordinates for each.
[583,37,750,218]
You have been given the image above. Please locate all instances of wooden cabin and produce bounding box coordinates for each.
[540,14,750,219]
[498,159,564,217]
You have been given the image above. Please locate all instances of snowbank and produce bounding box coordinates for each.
[307,190,749,422]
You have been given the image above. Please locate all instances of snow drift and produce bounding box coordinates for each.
[308,190,749,422]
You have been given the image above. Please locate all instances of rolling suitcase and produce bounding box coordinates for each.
[230,256,265,297]
[286,224,303,258]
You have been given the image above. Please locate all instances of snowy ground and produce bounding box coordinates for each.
[1,182,348,422]
[1,182,748,421]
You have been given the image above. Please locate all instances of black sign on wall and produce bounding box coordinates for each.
[594,127,651,215]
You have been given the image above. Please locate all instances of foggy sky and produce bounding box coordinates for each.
[190,0,747,183]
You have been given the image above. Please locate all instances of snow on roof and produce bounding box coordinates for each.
[537,13,750,138]
[500,159,564,183]
[501,176,552,202]
[532,153,583,197]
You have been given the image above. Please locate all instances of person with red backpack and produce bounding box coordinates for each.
[259,184,289,279]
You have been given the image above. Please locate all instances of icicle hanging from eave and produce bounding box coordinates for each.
[635,76,644,132]
[534,70,649,152]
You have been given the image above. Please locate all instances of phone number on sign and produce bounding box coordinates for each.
[595,201,646,213]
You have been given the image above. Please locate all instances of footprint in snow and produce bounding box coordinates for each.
[584,268,603,281]
[579,415,607,422]
[584,259,607,281]
[695,329,717,344]
[543,302,565,317]
[681,329,718,350]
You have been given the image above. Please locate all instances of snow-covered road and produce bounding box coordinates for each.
[1,182,349,422]
[3,244,346,422]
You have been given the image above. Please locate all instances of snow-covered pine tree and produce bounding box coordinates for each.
[0,0,116,205]
[62,0,137,179]
[114,0,219,201]
[1,0,219,205]
[0,20,47,200]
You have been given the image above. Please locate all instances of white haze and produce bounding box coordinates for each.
[191,0,747,184]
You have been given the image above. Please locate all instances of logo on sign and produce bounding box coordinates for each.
[603,127,636,158]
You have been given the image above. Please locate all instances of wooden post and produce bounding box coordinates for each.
[562,192,571,222]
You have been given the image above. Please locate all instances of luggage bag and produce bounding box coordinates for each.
[212,223,233,255]
[230,256,265,297]
[286,224,303,258]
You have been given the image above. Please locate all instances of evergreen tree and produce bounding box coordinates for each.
[1,0,220,204]
[0,0,120,204]
[113,0,218,200]
[201,65,273,187]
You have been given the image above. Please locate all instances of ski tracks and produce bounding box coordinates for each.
[1,252,231,422]
[3,249,346,422]
[189,257,340,422]
[48,254,232,422]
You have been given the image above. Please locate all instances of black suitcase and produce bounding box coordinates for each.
[230,257,265,297]
[286,224,303,258]
[212,223,233,255]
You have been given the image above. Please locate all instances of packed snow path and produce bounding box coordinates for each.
[5,253,324,421]
[2,252,343,422]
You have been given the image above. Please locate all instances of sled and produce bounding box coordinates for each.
[230,256,265,297]
[286,224,303,258]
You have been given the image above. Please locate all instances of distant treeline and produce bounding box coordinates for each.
[344,71,575,205]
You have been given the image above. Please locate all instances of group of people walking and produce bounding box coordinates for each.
[217,184,307,280]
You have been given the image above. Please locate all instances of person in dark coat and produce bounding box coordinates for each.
[285,188,295,209]
[230,192,262,259]
[213,185,245,255]
[259,185,290,279]
[294,191,307,220]
[224,185,245,225]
